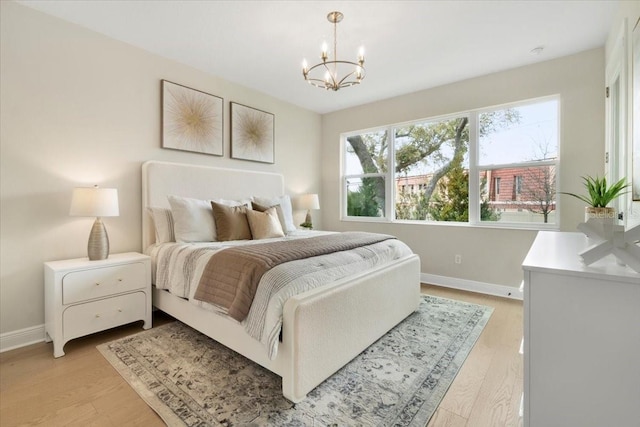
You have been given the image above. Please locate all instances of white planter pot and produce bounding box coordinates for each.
[583,207,616,239]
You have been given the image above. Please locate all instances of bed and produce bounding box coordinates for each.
[142,160,421,403]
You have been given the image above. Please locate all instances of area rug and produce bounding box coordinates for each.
[98,295,493,427]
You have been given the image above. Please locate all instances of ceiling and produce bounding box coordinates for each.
[18,0,618,114]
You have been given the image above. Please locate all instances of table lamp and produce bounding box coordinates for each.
[294,193,320,229]
[69,185,119,260]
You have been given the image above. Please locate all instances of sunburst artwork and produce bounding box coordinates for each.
[231,102,275,164]
[162,80,223,156]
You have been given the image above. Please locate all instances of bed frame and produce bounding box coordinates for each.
[141,160,421,402]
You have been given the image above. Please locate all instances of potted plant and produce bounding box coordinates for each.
[562,175,629,221]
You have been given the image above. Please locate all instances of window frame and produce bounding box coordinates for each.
[341,95,561,230]
[342,126,393,222]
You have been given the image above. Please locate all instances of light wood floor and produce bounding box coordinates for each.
[423,285,523,427]
[0,285,523,427]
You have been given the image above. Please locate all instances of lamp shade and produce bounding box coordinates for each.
[69,186,119,217]
[294,193,320,210]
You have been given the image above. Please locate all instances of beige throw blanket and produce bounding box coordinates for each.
[193,232,395,321]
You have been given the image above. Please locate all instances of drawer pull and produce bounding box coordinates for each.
[95,314,100,318]
[118,278,123,282]
[95,282,100,286]
[118,309,122,313]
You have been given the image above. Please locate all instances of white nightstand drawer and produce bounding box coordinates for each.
[63,292,147,341]
[62,262,146,304]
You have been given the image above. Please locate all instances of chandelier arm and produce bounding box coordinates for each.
[322,62,339,88]
[305,61,366,90]
[305,78,333,89]
[306,61,363,71]
[336,71,361,87]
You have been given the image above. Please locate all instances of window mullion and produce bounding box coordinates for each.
[388,126,395,220]
[468,113,480,225]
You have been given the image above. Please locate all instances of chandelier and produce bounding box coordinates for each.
[302,11,365,91]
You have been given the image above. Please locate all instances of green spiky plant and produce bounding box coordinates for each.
[562,176,630,208]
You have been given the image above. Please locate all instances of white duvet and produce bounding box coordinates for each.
[149,230,413,359]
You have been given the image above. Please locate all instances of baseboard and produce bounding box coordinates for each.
[421,273,523,300]
[0,324,45,353]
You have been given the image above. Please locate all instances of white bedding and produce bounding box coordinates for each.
[149,230,413,358]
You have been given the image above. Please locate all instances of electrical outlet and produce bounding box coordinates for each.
[454,254,462,264]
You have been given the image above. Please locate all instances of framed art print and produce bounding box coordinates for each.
[230,102,275,164]
[162,80,223,156]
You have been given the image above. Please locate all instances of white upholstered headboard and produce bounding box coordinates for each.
[141,160,285,250]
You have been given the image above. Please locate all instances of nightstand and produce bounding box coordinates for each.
[44,252,152,357]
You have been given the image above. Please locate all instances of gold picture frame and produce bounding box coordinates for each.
[162,80,223,156]
[230,102,275,164]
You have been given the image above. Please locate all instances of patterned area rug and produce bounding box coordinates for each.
[98,295,493,426]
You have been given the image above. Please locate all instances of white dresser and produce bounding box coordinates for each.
[44,252,152,357]
[522,232,640,427]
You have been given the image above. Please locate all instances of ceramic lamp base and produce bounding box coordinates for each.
[88,217,109,260]
[304,210,313,229]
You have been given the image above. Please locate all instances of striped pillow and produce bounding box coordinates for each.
[146,207,175,243]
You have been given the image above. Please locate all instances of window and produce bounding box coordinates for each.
[515,176,523,195]
[394,115,470,222]
[478,99,558,225]
[342,96,560,228]
[344,129,388,218]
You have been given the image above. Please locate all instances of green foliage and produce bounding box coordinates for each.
[427,164,500,222]
[394,117,469,175]
[427,163,469,222]
[562,176,629,208]
[347,177,382,217]
[395,189,430,220]
[480,176,501,222]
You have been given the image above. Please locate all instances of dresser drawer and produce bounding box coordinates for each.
[62,262,146,304]
[63,292,147,341]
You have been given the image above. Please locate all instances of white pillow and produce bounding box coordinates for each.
[168,196,216,242]
[146,207,175,243]
[252,195,296,234]
[167,196,253,242]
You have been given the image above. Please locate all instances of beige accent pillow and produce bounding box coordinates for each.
[252,195,296,234]
[211,201,252,241]
[247,207,285,240]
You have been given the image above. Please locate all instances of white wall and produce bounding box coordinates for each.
[0,2,321,335]
[321,48,605,289]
